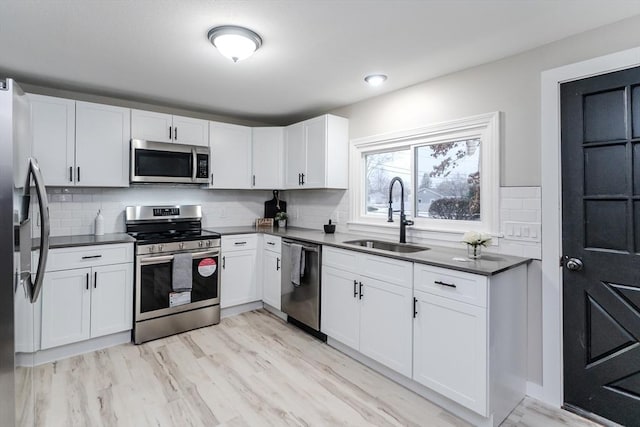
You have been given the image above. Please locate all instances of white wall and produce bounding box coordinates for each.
[331,14,640,187]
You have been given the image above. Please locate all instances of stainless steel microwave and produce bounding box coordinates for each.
[130,139,210,184]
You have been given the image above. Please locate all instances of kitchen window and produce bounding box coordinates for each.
[351,112,500,238]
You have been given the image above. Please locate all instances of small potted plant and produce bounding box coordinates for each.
[275,211,288,228]
[462,231,492,259]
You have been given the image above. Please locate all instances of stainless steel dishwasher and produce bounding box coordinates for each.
[281,239,323,337]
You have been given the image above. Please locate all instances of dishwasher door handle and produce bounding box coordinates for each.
[282,241,319,253]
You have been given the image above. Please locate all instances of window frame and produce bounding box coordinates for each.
[349,112,500,240]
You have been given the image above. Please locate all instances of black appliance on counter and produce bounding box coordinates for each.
[125,205,221,344]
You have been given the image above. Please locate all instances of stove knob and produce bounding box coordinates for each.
[148,245,156,253]
[158,244,164,252]
[179,242,185,250]
[198,241,204,248]
[206,240,212,247]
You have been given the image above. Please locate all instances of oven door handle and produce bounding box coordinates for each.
[139,250,220,265]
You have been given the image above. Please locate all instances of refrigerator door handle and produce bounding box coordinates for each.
[21,158,50,303]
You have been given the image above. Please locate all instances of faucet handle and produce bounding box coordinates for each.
[404,219,414,226]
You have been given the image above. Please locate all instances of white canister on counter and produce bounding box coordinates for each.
[95,210,104,236]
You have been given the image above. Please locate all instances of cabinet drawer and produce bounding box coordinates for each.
[359,253,412,289]
[414,264,487,307]
[263,234,281,252]
[222,234,257,252]
[323,246,358,273]
[46,244,133,272]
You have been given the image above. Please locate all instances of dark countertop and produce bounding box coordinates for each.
[33,233,136,250]
[206,226,530,276]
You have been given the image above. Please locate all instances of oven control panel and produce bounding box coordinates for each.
[136,239,221,255]
[153,207,180,216]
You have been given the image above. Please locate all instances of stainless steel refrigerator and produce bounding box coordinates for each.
[1,78,50,426]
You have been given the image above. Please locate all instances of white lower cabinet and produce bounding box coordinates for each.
[261,235,282,310]
[221,235,258,308]
[359,277,413,377]
[41,268,92,349]
[323,246,527,426]
[321,266,360,349]
[321,247,413,376]
[413,290,487,415]
[40,244,134,350]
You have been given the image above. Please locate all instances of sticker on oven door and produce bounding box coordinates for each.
[198,258,217,277]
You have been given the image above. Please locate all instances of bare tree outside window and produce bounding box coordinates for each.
[416,139,480,220]
[365,150,411,215]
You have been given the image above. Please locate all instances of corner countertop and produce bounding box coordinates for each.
[32,233,136,250]
[207,226,530,276]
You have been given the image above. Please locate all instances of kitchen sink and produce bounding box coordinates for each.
[342,239,429,253]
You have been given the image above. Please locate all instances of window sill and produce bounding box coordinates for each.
[347,220,499,246]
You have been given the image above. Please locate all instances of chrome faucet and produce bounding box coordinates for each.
[387,177,414,243]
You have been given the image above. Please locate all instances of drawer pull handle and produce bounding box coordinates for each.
[434,280,456,288]
[82,255,103,260]
[267,241,275,246]
[234,241,247,245]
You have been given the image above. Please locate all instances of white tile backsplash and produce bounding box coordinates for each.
[34,185,541,260]
[34,186,273,237]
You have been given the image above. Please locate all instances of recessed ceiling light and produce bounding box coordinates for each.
[364,74,388,86]
[208,25,262,63]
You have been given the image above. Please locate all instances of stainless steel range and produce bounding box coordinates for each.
[126,205,221,344]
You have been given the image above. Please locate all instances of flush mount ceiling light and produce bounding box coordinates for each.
[208,25,262,63]
[364,74,388,86]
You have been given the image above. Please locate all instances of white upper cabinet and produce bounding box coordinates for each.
[209,121,253,189]
[130,110,173,142]
[75,102,131,187]
[131,109,208,146]
[284,114,348,189]
[252,127,284,189]
[29,95,130,187]
[172,115,209,146]
[29,94,76,186]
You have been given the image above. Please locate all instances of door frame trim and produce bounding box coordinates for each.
[541,46,640,407]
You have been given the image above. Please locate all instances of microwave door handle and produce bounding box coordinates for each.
[192,148,197,181]
[22,158,50,303]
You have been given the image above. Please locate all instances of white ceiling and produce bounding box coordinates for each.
[2,0,640,124]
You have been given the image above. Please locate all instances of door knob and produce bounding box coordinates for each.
[564,257,583,271]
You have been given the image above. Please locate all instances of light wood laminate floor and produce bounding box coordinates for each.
[29,309,600,427]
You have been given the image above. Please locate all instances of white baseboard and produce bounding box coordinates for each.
[526,381,546,402]
[221,301,263,319]
[263,303,287,321]
[16,330,131,367]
